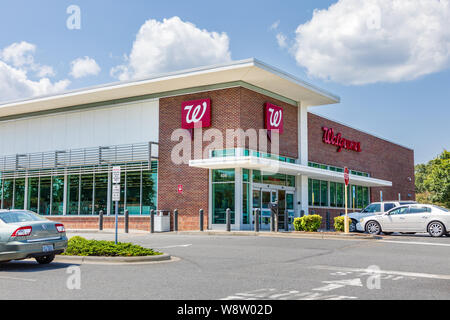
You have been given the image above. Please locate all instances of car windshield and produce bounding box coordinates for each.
[432,205,449,212]
[361,203,381,213]
[0,211,46,224]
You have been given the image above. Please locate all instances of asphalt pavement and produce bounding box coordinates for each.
[0,231,449,300]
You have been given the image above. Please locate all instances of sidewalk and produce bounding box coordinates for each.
[66,228,381,240]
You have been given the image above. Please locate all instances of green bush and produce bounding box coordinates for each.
[301,215,322,232]
[63,236,162,257]
[293,215,322,232]
[293,217,304,231]
[334,216,351,232]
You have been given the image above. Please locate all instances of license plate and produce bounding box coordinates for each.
[42,245,54,252]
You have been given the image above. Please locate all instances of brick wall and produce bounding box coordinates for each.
[47,216,152,232]
[308,112,415,203]
[158,87,299,231]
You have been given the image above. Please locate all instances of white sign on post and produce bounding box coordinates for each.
[112,184,121,201]
[112,166,121,184]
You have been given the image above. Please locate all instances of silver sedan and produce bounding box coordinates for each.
[0,210,68,264]
[361,204,450,237]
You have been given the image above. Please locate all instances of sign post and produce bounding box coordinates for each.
[112,166,121,244]
[344,167,350,234]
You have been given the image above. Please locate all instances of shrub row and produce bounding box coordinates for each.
[293,215,322,232]
[63,236,162,257]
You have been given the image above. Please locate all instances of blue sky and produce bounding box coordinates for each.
[0,0,449,164]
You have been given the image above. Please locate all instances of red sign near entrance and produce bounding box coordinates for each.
[177,185,183,194]
[265,103,284,134]
[344,167,350,186]
[181,99,211,129]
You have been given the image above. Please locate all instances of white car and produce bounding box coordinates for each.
[360,204,450,237]
[348,201,416,232]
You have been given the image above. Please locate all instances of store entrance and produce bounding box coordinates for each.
[252,188,294,231]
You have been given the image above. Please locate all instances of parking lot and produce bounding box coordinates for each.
[1,232,449,300]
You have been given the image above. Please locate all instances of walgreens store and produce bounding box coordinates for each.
[0,59,415,231]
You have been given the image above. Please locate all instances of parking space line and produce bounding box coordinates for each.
[0,275,36,282]
[311,265,450,280]
[379,240,450,247]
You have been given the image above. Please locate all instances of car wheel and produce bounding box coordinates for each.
[35,254,55,265]
[366,221,382,235]
[349,220,357,232]
[428,221,446,238]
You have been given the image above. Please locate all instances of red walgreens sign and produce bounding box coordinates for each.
[181,99,211,129]
[322,127,362,153]
[265,103,284,134]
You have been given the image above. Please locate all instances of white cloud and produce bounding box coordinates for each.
[1,41,55,78]
[111,16,231,80]
[70,56,101,78]
[293,0,450,85]
[276,33,288,48]
[0,42,70,103]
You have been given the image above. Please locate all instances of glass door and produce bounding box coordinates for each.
[278,190,286,231]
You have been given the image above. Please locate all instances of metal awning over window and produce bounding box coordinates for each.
[0,142,158,178]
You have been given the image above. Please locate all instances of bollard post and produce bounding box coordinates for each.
[254,209,260,232]
[284,210,288,232]
[326,211,331,231]
[174,209,179,232]
[199,209,204,231]
[125,209,129,233]
[226,208,231,232]
[99,210,104,231]
[150,209,155,233]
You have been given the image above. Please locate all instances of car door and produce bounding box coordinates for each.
[383,206,410,232]
[407,205,431,232]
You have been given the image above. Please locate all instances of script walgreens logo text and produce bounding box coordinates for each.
[181,99,211,129]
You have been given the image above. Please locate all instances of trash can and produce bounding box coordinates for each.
[154,210,171,232]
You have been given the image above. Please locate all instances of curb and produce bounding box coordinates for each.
[55,253,171,264]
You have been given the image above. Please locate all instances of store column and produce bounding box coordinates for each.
[297,101,309,216]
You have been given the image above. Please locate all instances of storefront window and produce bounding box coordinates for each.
[320,181,328,207]
[13,178,25,209]
[94,173,108,215]
[312,180,320,206]
[242,182,249,224]
[212,169,235,224]
[330,182,337,207]
[126,171,141,215]
[212,182,235,224]
[142,167,157,215]
[213,169,235,183]
[39,176,51,215]
[252,170,262,183]
[263,172,286,186]
[27,177,39,212]
[286,193,294,210]
[2,179,13,209]
[67,175,80,215]
[336,183,344,208]
[80,174,94,215]
[51,176,64,215]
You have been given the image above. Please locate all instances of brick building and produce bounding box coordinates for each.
[0,59,415,231]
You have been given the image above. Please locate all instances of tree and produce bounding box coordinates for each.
[415,150,450,208]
